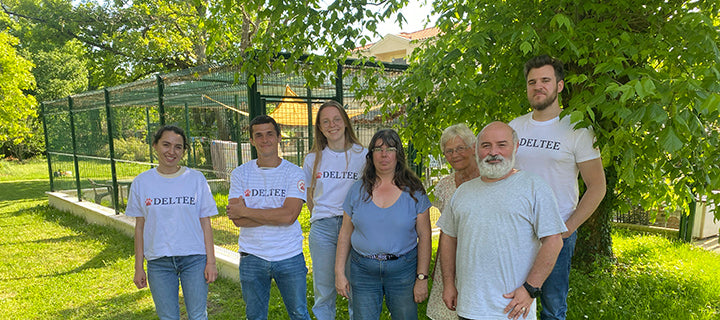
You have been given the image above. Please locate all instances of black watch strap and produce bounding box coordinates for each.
[523,281,542,298]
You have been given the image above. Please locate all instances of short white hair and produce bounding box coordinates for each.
[440,123,476,151]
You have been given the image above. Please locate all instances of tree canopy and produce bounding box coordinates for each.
[384,0,720,262]
[0,31,36,146]
[0,0,410,157]
[1,0,410,88]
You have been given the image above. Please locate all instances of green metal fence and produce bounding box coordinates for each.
[41,59,408,252]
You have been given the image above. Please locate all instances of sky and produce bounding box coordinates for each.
[368,0,438,41]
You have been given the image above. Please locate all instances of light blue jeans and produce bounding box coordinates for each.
[309,216,353,320]
[350,247,418,320]
[146,254,209,320]
[540,231,577,320]
[238,252,311,320]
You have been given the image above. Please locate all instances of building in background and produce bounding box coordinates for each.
[353,27,440,64]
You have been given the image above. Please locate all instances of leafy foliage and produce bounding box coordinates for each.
[383,0,720,262]
[0,31,36,151]
[0,0,410,158]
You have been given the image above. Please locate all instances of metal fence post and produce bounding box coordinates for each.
[184,102,194,166]
[105,89,120,214]
[68,96,82,201]
[407,141,423,179]
[157,74,166,126]
[247,76,259,160]
[234,94,243,165]
[306,87,313,151]
[146,107,154,164]
[335,62,344,105]
[40,102,55,192]
[679,198,696,242]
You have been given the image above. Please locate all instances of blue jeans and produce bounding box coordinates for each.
[309,216,353,320]
[540,231,577,320]
[349,247,418,320]
[146,254,209,320]
[239,252,311,320]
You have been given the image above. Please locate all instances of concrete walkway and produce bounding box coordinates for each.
[693,235,720,253]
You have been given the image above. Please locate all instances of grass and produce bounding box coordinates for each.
[567,229,720,319]
[2,157,720,319]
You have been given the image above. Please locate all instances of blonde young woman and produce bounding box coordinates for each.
[426,124,480,320]
[303,100,367,320]
[127,125,218,320]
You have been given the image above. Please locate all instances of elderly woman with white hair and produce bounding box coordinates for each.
[426,123,480,320]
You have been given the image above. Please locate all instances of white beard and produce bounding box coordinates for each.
[477,153,516,179]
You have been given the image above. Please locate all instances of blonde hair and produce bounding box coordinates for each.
[308,100,362,195]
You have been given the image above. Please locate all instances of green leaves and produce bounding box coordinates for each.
[0,32,37,143]
[388,0,720,233]
[659,127,683,154]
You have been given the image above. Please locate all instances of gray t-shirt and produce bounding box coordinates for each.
[437,170,566,319]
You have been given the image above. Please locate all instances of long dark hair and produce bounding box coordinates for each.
[361,129,425,202]
[309,100,362,193]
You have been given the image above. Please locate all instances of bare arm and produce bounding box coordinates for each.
[525,234,563,287]
[564,158,606,237]
[335,212,354,298]
[227,197,303,226]
[414,209,432,303]
[199,217,218,283]
[503,233,564,319]
[226,198,263,227]
[133,217,147,289]
[439,231,458,311]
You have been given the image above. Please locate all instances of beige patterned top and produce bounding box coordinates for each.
[427,173,458,320]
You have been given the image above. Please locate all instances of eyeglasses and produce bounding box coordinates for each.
[372,147,398,154]
[320,117,344,128]
[443,145,470,156]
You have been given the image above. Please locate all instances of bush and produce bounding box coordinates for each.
[113,137,149,161]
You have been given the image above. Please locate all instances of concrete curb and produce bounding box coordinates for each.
[47,191,240,282]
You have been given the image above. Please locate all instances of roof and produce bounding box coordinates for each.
[354,26,441,51]
[396,27,441,41]
[268,85,318,126]
[270,85,365,126]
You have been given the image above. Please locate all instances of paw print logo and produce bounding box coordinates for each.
[298,180,305,193]
[316,171,322,179]
[145,198,152,206]
[244,189,251,197]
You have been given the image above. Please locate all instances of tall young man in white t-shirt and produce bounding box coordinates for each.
[226,115,311,320]
[509,55,606,320]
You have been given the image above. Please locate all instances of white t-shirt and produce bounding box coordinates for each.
[303,144,367,222]
[126,167,218,261]
[229,159,306,261]
[437,171,566,320]
[509,113,601,221]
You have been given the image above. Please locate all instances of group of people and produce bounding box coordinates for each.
[125,54,606,320]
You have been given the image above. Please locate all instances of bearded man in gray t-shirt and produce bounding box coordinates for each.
[437,121,566,320]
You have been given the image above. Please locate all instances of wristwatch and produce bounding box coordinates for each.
[416,273,428,280]
[523,281,542,298]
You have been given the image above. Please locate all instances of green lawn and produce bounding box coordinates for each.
[1,158,719,319]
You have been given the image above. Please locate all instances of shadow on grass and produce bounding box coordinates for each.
[54,290,157,319]
[0,180,50,201]
[3,204,133,281]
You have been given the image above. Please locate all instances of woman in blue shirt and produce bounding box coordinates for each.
[335,129,432,320]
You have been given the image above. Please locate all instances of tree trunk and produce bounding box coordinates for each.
[573,163,617,272]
